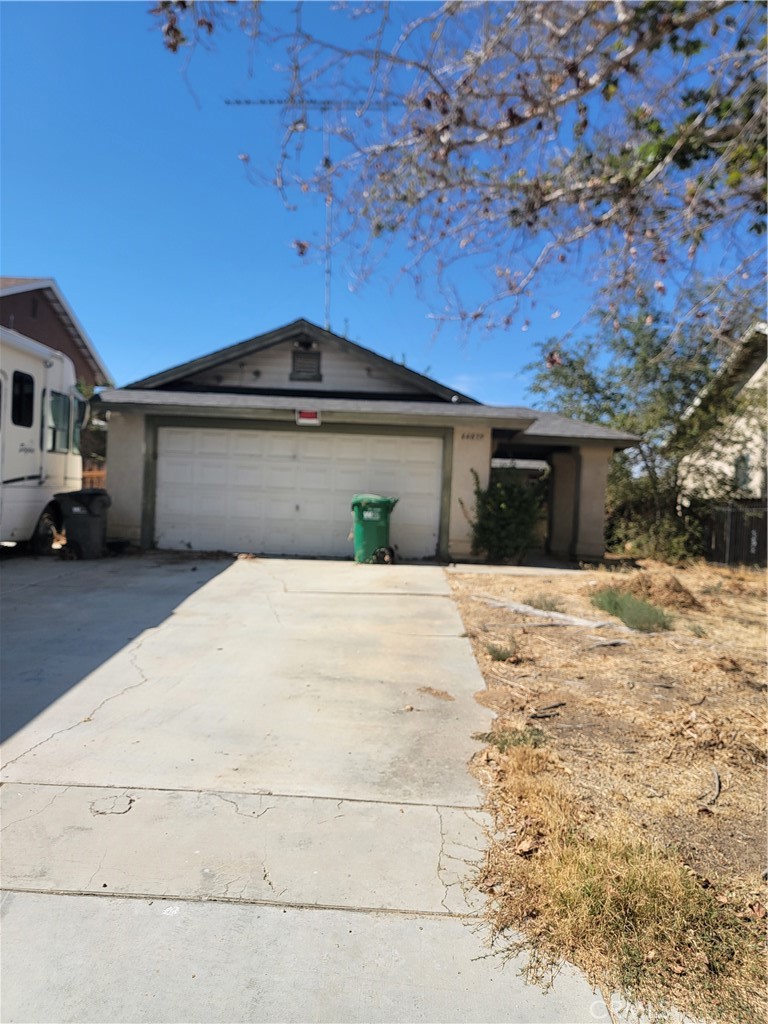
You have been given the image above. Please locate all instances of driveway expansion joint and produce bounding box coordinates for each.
[3,779,483,812]
[0,885,483,920]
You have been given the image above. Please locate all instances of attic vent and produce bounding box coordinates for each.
[290,349,322,381]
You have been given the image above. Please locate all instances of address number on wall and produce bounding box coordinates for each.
[461,432,485,441]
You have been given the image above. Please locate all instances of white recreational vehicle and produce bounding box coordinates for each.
[1,326,88,551]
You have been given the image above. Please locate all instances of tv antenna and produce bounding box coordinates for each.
[225,97,386,331]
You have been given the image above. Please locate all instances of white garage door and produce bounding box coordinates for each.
[155,427,444,559]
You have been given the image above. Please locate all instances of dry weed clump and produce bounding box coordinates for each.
[475,745,767,1024]
[616,571,704,610]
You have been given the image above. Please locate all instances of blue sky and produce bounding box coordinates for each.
[1,1,594,402]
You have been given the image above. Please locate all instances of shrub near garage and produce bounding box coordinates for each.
[467,470,544,564]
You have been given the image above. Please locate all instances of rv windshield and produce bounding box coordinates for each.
[48,392,71,452]
[72,395,88,453]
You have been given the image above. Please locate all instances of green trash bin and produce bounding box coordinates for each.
[351,494,398,563]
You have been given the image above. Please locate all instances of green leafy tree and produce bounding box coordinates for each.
[150,1,766,336]
[526,297,759,559]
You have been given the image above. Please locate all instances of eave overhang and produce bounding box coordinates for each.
[95,389,536,431]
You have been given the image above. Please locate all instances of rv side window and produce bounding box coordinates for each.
[47,392,71,452]
[72,396,88,452]
[11,372,34,427]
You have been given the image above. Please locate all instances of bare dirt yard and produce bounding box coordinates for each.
[450,559,767,1023]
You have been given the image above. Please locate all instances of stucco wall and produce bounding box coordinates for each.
[102,411,615,560]
[447,424,492,560]
[549,451,577,557]
[548,446,612,560]
[105,411,145,542]
[573,446,612,559]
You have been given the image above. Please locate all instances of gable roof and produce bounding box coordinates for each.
[0,276,112,386]
[125,318,478,404]
[682,320,767,423]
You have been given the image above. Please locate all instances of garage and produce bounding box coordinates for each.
[155,426,444,559]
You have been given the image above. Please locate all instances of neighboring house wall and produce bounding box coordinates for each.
[680,359,767,501]
[0,290,99,389]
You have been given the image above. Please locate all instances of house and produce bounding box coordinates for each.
[0,277,112,389]
[95,319,637,561]
[679,321,767,501]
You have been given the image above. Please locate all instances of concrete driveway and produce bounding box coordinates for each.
[1,555,606,1023]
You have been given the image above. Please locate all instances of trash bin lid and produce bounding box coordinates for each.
[351,493,398,510]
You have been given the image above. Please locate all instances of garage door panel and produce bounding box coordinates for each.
[301,436,335,460]
[300,464,335,492]
[158,458,195,486]
[196,460,230,487]
[160,429,198,455]
[190,492,225,518]
[230,432,263,456]
[367,437,403,462]
[229,459,263,488]
[333,466,367,492]
[406,437,442,461]
[267,435,299,460]
[196,431,231,456]
[265,463,298,490]
[263,493,299,518]
[156,428,443,558]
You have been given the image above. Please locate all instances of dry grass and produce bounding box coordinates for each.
[451,559,767,1023]
[522,592,566,613]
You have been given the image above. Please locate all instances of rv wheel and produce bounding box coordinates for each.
[30,511,57,556]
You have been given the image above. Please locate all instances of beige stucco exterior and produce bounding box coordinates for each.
[105,411,145,544]
[573,446,612,559]
[548,446,613,560]
[106,411,616,561]
[548,451,577,557]
[447,424,492,559]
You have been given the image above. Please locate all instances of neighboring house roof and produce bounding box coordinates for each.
[0,276,112,386]
[125,318,478,404]
[682,320,767,422]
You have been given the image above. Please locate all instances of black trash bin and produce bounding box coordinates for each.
[55,489,111,559]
